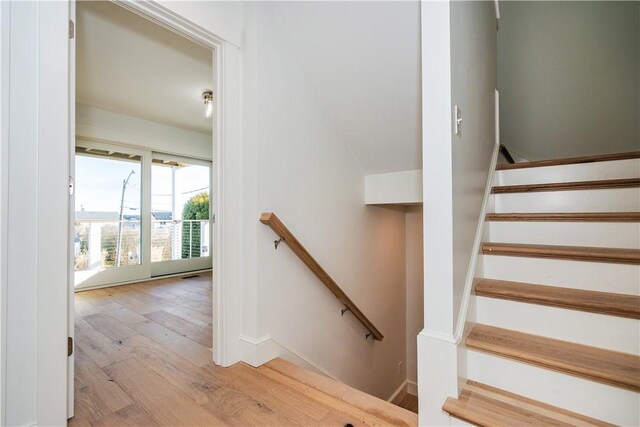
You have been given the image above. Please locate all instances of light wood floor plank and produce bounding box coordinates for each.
[203,386,300,426]
[103,358,227,426]
[144,309,213,348]
[118,334,226,405]
[90,404,161,427]
[129,319,213,367]
[83,313,139,342]
[75,320,132,368]
[73,348,133,423]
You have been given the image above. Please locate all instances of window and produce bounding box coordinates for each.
[151,159,211,263]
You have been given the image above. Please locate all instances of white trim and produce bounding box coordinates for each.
[113,0,225,48]
[239,335,335,379]
[0,2,8,423]
[387,380,419,403]
[388,380,409,402]
[494,0,500,20]
[239,334,272,346]
[451,141,500,343]
[67,0,77,417]
[419,328,457,344]
[38,2,71,424]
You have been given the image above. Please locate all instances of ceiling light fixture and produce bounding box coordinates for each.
[202,90,213,119]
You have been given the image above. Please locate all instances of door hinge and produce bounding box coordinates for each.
[68,337,73,357]
[69,20,75,39]
[69,176,74,196]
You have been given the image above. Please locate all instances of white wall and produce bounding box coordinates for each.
[498,1,640,160]
[419,0,497,424]
[405,206,423,387]
[76,104,212,160]
[450,0,497,329]
[245,2,409,399]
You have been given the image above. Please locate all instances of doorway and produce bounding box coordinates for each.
[69,0,220,421]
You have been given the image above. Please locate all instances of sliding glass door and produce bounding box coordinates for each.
[150,154,212,277]
[74,141,212,289]
[74,144,148,288]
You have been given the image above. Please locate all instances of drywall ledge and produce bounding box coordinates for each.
[365,169,423,205]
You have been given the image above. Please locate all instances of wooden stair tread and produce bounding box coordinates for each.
[263,358,417,426]
[482,242,640,264]
[492,178,640,194]
[466,324,640,391]
[474,278,640,319]
[486,212,640,222]
[443,380,613,427]
[496,151,640,171]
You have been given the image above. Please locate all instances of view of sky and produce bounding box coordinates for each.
[75,154,210,219]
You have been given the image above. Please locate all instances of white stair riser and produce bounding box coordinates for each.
[488,221,640,249]
[473,296,639,354]
[493,188,640,213]
[482,255,640,295]
[465,349,639,426]
[498,159,640,186]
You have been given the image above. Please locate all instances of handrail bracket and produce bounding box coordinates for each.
[274,236,285,249]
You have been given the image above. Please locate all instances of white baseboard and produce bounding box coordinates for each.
[387,379,418,402]
[238,334,333,378]
[388,380,408,402]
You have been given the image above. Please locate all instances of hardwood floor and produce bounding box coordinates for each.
[70,273,417,426]
[392,391,418,414]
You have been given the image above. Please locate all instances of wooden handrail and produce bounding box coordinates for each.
[260,212,384,341]
[499,144,516,164]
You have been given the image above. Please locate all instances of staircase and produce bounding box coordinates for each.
[443,151,640,426]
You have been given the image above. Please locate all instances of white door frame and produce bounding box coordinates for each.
[107,0,243,369]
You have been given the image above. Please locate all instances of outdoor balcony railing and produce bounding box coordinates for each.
[74,219,210,272]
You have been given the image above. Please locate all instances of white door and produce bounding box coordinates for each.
[68,0,76,418]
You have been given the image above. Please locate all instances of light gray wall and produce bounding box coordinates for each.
[450,0,497,327]
[498,1,640,160]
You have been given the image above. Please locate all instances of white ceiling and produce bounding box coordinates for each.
[76,1,213,134]
[267,1,422,175]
